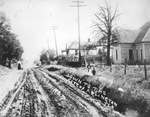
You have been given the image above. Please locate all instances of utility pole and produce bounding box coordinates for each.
[50,26,58,58]
[46,39,51,64]
[71,0,86,65]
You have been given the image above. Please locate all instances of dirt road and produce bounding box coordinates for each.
[0,67,123,117]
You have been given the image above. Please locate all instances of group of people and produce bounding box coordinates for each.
[87,62,96,76]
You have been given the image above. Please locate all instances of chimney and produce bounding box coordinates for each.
[88,38,90,42]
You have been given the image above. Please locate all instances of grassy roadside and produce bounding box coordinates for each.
[105,65,150,117]
[46,65,150,117]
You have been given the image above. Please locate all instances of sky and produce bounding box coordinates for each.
[0,0,149,62]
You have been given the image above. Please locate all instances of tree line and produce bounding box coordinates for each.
[0,16,24,68]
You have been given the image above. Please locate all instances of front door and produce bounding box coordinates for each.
[129,49,133,60]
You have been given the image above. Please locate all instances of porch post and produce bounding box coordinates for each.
[143,43,145,60]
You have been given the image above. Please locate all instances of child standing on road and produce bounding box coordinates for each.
[87,62,91,72]
[92,66,96,75]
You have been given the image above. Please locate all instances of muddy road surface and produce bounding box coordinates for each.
[0,67,122,117]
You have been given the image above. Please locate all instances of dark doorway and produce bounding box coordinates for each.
[129,49,133,60]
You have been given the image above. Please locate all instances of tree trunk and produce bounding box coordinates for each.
[8,58,11,69]
[106,44,110,66]
[2,57,6,66]
[106,32,111,66]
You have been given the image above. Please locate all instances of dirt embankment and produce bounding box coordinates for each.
[46,65,150,117]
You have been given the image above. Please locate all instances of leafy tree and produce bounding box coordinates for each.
[0,15,24,68]
[40,49,49,65]
[47,49,55,61]
[93,1,119,66]
[40,49,55,65]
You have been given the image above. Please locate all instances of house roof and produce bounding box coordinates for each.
[65,41,86,50]
[82,39,96,49]
[63,39,96,51]
[142,28,150,42]
[68,41,79,50]
[134,21,150,43]
[116,29,140,43]
[140,21,150,30]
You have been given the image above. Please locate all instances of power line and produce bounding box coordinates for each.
[71,0,86,64]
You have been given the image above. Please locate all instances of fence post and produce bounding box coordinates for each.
[124,59,127,75]
[144,60,147,80]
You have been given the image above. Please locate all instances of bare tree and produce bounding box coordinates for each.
[93,1,119,66]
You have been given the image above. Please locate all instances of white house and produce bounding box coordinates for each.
[112,21,150,64]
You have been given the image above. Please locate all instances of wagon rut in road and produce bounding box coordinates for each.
[0,70,59,117]
[0,68,105,117]
[33,68,107,117]
[33,69,95,117]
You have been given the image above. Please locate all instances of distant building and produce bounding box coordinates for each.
[112,21,150,64]
[82,38,97,56]
[61,38,97,56]
[61,41,80,56]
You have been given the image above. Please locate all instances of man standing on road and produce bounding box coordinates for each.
[18,61,22,70]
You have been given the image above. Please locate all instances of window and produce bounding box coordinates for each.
[149,48,150,59]
[116,49,118,60]
[141,49,143,60]
[75,50,78,55]
[136,50,138,60]
[129,49,133,60]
